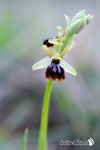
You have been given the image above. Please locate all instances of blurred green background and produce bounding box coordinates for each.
[0,0,100,150]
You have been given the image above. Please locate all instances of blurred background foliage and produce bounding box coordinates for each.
[0,0,100,150]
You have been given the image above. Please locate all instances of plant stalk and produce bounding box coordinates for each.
[38,80,53,150]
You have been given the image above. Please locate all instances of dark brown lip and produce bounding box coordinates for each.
[45,59,65,82]
[43,37,58,48]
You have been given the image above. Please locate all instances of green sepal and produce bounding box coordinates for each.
[32,56,51,70]
[60,58,77,76]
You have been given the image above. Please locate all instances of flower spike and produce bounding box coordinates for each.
[32,10,93,81]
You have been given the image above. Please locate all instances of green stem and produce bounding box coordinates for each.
[38,80,53,150]
[23,129,28,150]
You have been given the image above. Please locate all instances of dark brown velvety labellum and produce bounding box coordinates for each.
[46,59,65,82]
[43,37,58,48]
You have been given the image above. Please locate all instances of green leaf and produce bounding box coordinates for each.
[54,42,63,53]
[76,14,94,34]
[68,16,85,36]
[32,56,51,70]
[71,9,86,24]
[85,14,94,25]
[60,41,75,57]
[61,16,85,51]
[60,58,77,76]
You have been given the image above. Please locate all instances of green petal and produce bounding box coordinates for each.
[32,56,51,71]
[48,39,58,44]
[60,58,77,76]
